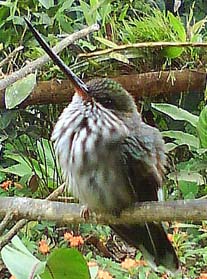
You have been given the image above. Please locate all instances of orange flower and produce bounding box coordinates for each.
[167,233,173,242]
[136,260,147,266]
[0,180,12,190]
[161,273,169,279]
[38,240,50,254]
[121,258,147,270]
[98,270,113,279]
[87,261,98,267]
[199,273,207,279]
[10,276,16,279]
[64,232,73,241]
[64,231,84,247]
[173,222,180,234]
[70,236,84,247]
[121,258,137,270]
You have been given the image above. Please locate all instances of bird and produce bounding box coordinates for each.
[25,18,179,271]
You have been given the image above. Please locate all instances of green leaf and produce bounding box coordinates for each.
[197,106,207,148]
[1,236,46,279]
[168,170,204,185]
[37,139,55,168]
[94,36,118,48]
[79,1,99,26]
[191,18,207,38]
[165,142,177,152]
[109,52,129,64]
[58,0,74,13]
[38,0,54,9]
[0,111,17,129]
[179,181,199,199]
[162,130,199,149]
[41,248,90,279]
[152,103,199,127]
[162,46,184,59]
[0,163,32,177]
[89,265,99,279]
[79,39,96,51]
[168,12,186,41]
[5,73,37,109]
[0,153,32,176]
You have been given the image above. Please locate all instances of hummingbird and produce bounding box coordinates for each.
[25,19,179,271]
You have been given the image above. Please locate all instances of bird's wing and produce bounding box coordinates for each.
[114,125,179,271]
[120,123,166,202]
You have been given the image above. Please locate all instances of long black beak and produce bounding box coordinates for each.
[24,17,89,98]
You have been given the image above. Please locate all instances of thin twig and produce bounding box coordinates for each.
[78,41,207,58]
[0,212,14,235]
[46,183,65,200]
[0,46,24,68]
[0,183,65,250]
[0,23,100,91]
[0,219,27,250]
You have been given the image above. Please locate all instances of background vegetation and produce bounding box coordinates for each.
[1,0,207,278]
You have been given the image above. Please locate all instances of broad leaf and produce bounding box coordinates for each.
[168,170,204,185]
[179,181,199,199]
[1,236,46,279]
[0,153,32,176]
[152,103,199,127]
[168,12,186,41]
[41,248,90,279]
[162,46,184,59]
[109,52,129,64]
[38,0,54,9]
[95,36,118,48]
[0,111,17,129]
[197,105,207,148]
[37,139,55,169]
[5,73,36,109]
[165,142,177,152]
[162,130,199,149]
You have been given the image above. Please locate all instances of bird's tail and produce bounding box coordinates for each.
[111,223,179,272]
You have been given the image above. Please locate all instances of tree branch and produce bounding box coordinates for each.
[0,184,65,250]
[0,70,205,108]
[0,23,100,91]
[0,46,24,68]
[78,41,207,58]
[1,197,207,225]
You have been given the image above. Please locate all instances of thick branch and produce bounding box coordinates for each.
[0,23,99,91]
[2,197,207,224]
[0,70,205,108]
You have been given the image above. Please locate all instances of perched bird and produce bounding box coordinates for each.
[25,19,179,271]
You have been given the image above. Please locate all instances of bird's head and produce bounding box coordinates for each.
[85,78,136,113]
[25,18,136,114]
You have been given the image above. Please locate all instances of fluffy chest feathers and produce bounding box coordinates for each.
[51,94,135,211]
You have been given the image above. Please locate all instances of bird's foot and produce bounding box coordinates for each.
[80,205,91,220]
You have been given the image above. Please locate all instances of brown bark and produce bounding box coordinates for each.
[0,184,65,250]
[0,70,205,108]
[1,197,207,224]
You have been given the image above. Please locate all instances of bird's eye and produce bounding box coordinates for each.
[98,97,115,109]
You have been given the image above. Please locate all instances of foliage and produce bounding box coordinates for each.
[1,236,90,279]
[152,103,207,200]
[5,73,37,109]
[0,0,207,278]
